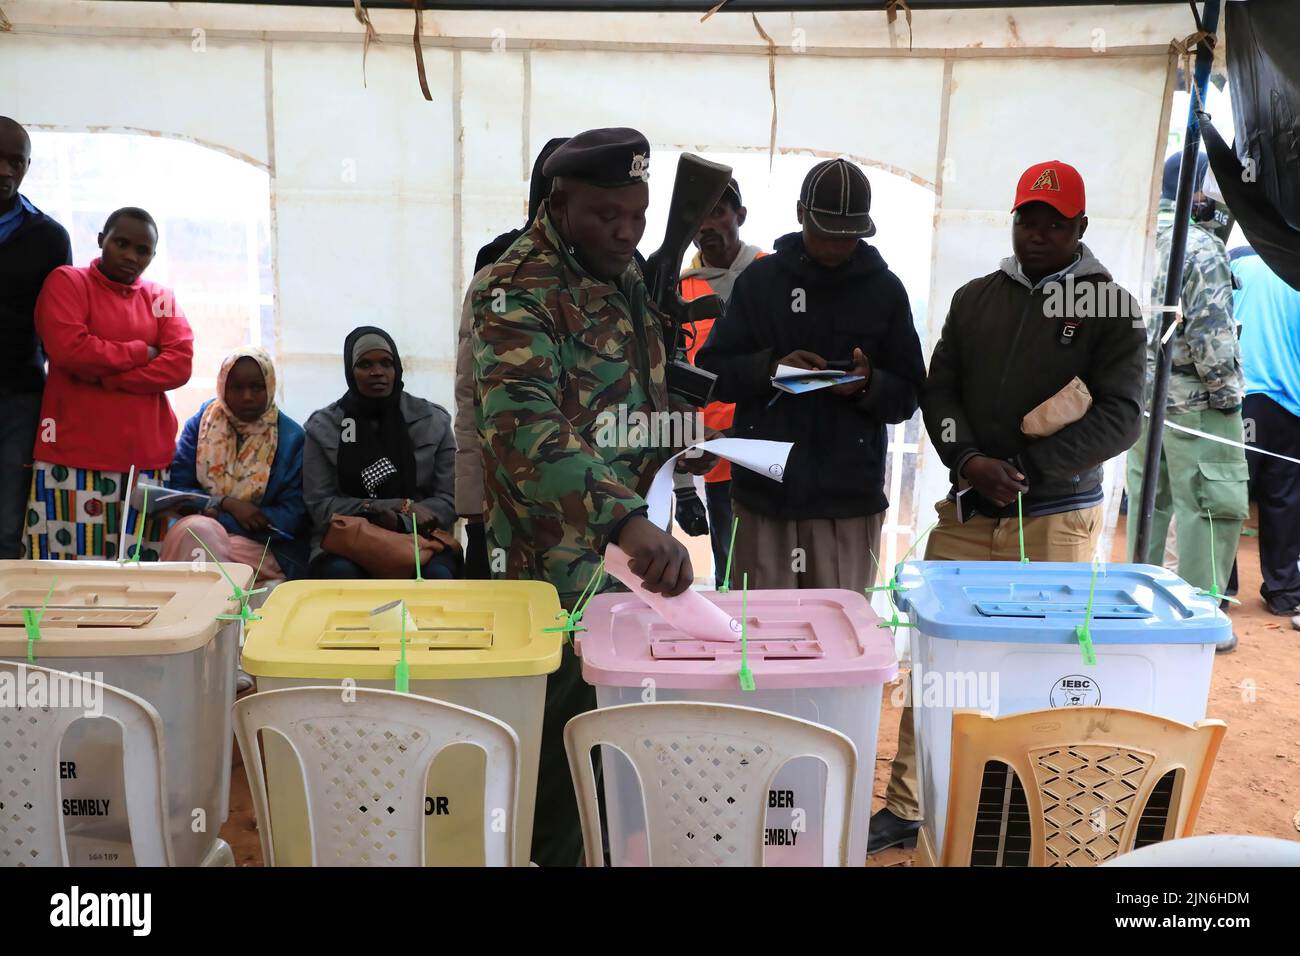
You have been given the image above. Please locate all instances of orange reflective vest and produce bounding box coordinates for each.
[679,256,767,482]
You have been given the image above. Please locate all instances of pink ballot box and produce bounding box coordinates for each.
[575,589,896,866]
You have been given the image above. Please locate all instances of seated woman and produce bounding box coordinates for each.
[160,346,308,582]
[303,326,457,579]
[27,206,193,560]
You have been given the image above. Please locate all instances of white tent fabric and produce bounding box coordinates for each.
[1,0,1195,563]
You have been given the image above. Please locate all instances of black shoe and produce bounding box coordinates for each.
[1266,602,1300,617]
[1215,632,1238,654]
[867,808,922,854]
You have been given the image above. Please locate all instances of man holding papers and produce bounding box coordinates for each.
[697,158,924,592]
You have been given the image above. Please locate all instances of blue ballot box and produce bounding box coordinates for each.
[893,561,1228,860]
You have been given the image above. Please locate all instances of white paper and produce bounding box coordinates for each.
[772,364,845,381]
[646,437,793,529]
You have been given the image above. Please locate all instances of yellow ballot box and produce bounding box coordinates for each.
[241,579,562,866]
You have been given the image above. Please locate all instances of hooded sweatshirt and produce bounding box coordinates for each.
[680,242,764,302]
[922,242,1147,517]
[697,232,925,519]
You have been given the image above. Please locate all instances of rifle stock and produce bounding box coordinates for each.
[645,153,733,407]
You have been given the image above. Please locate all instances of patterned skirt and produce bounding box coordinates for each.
[26,463,170,561]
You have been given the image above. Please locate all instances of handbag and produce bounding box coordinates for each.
[320,514,451,579]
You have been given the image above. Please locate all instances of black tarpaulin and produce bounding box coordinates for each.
[1203,0,1300,289]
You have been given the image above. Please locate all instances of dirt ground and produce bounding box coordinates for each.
[220,513,1300,866]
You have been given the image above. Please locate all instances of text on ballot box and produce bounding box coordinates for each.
[241,579,562,866]
[0,560,250,866]
[576,588,896,865]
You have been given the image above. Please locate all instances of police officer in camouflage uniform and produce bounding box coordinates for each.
[1127,153,1247,653]
[471,128,706,865]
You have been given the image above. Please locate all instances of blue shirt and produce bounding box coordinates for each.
[0,194,36,245]
[1232,251,1300,419]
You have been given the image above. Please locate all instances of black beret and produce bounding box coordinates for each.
[542,127,650,187]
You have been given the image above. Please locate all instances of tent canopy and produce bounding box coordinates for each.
[1,0,1201,566]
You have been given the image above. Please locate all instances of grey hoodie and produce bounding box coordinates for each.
[679,242,764,302]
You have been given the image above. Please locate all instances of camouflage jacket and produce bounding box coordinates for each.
[1146,198,1244,414]
[470,202,676,604]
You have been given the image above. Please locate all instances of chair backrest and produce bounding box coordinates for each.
[564,702,858,867]
[0,661,172,867]
[233,687,520,866]
[939,707,1226,867]
[1103,834,1300,867]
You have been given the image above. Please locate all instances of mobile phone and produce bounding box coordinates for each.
[826,359,854,371]
[955,487,976,524]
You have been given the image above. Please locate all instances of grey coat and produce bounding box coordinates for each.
[303,391,457,563]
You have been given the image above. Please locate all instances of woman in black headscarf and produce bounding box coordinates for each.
[303,326,458,579]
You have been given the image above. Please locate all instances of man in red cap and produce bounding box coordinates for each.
[868,160,1147,855]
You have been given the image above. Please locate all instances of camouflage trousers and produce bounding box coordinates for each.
[1126,407,1249,594]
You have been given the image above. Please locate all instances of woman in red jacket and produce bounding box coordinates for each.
[26,207,194,560]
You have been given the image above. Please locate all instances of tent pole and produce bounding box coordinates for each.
[1133,0,1221,565]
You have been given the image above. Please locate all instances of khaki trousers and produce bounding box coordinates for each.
[729,500,884,593]
[883,498,1103,820]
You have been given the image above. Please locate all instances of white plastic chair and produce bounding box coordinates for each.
[1104,835,1300,867]
[0,661,173,867]
[565,702,858,867]
[233,687,520,866]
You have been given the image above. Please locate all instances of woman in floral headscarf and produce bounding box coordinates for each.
[159,346,308,581]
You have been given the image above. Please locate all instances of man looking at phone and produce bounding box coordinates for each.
[697,158,924,592]
[868,160,1147,855]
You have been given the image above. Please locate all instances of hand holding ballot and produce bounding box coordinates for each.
[769,348,868,397]
[616,515,694,597]
[674,426,725,477]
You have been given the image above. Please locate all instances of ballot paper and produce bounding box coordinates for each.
[603,437,792,643]
[604,543,743,642]
[129,481,209,513]
[771,365,865,395]
[772,364,845,381]
[644,437,793,529]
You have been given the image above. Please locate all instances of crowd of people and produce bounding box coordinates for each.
[3,113,1297,866]
[1,116,460,588]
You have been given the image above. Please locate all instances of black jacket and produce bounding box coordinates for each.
[922,246,1147,508]
[0,205,73,397]
[697,232,924,519]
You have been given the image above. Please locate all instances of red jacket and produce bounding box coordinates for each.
[34,261,194,471]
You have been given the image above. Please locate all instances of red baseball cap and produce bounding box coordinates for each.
[1012,160,1086,218]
